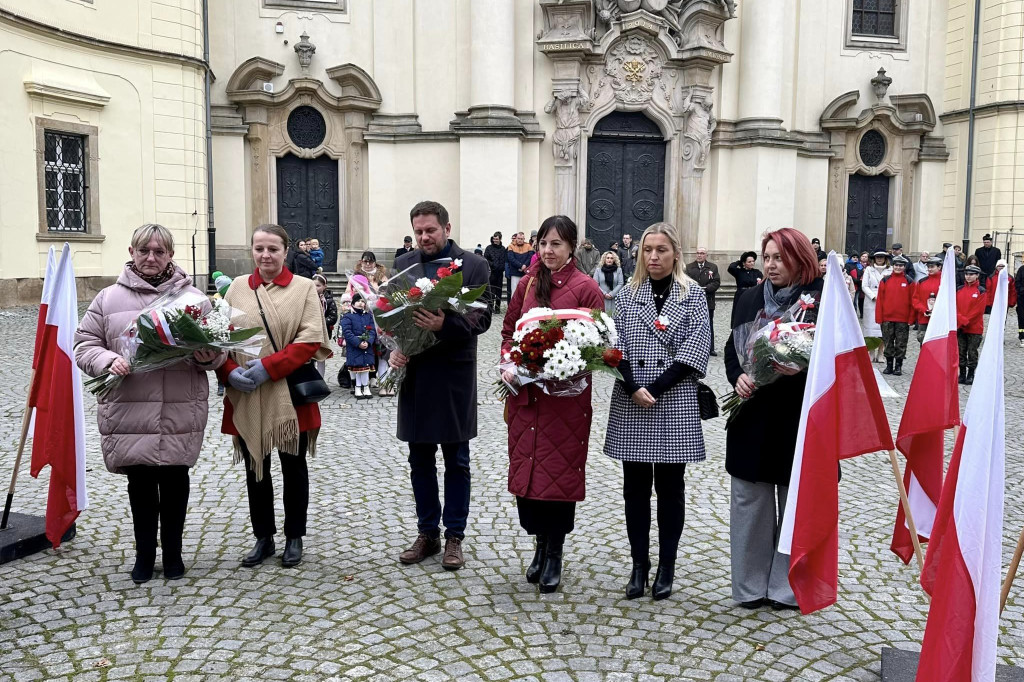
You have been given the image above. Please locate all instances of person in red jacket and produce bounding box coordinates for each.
[912,257,943,345]
[875,255,916,376]
[956,264,986,385]
[985,259,1017,312]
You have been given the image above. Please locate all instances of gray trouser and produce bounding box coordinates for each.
[730,477,797,605]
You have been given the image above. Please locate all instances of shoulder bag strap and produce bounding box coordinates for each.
[523,276,536,305]
[253,287,280,353]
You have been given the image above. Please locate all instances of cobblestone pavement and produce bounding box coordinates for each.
[1,300,1023,682]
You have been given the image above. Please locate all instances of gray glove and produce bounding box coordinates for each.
[242,359,272,387]
[228,367,257,393]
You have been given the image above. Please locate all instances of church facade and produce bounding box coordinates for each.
[1,0,1021,303]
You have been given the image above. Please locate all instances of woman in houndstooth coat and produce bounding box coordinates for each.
[604,222,711,602]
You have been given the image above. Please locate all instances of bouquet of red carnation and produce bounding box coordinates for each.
[496,307,622,400]
[372,257,488,391]
[84,283,264,398]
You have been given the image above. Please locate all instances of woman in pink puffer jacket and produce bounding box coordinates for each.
[74,224,223,584]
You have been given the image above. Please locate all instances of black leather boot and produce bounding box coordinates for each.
[132,549,156,584]
[242,537,276,567]
[965,367,975,385]
[958,367,967,384]
[526,535,547,584]
[281,538,303,567]
[882,357,894,375]
[893,359,903,376]
[652,562,675,601]
[538,534,564,594]
[625,559,650,600]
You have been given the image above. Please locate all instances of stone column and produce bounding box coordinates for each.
[244,106,271,229]
[736,1,784,123]
[470,0,515,112]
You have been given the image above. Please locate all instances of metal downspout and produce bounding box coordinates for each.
[962,0,982,252]
[202,0,216,291]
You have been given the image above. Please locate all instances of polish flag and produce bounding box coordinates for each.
[778,252,895,615]
[27,247,58,433]
[891,248,960,564]
[29,243,88,547]
[915,270,1006,682]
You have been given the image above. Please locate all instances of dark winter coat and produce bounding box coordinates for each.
[506,247,534,278]
[341,309,377,369]
[292,251,317,279]
[322,289,338,337]
[685,260,721,311]
[484,243,507,273]
[394,241,492,443]
[502,260,605,501]
[727,261,763,324]
[974,245,1002,277]
[724,278,824,486]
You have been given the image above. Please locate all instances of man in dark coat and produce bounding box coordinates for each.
[483,232,507,313]
[620,233,638,278]
[390,200,492,571]
[393,236,413,269]
[684,247,721,355]
[974,234,1002,278]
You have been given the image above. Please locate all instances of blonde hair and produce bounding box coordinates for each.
[131,223,174,252]
[628,222,694,299]
[600,251,621,268]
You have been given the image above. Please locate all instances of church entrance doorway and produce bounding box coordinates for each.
[276,153,340,271]
[845,173,889,256]
[585,112,667,254]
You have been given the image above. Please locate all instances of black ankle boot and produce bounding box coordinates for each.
[132,549,156,584]
[538,535,564,594]
[652,562,675,601]
[242,537,276,567]
[526,535,547,584]
[882,357,894,375]
[965,367,975,385]
[893,359,903,376]
[163,549,185,580]
[625,559,650,599]
[281,538,303,567]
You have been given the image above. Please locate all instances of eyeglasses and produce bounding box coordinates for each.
[136,248,167,258]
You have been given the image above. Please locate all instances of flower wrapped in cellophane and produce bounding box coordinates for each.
[84,283,265,398]
[496,307,623,400]
[372,258,489,391]
[720,293,818,426]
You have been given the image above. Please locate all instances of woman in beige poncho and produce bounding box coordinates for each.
[216,224,332,569]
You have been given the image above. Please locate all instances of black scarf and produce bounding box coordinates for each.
[601,263,617,290]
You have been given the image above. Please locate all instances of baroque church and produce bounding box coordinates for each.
[0,0,1021,302]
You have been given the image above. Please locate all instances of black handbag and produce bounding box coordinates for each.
[254,289,331,405]
[697,382,719,420]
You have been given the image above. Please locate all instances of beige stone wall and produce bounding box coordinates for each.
[0,1,208,304]
[941,0,1024,251]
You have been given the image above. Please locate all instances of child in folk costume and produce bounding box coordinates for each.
[875,255,916,376]
[956,264,986,385]
[340,292,377,399]
[859,250,891,361]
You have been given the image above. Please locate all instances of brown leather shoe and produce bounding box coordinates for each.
[441,537,465,571]
[399,533,441,564]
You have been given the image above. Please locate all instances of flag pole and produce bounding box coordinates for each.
[1,370,35,529]
[887,449,925,570]
[1000,525,1024,614]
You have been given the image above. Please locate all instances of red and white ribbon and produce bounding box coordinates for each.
[515,307,593,333]
[150,310,177,346]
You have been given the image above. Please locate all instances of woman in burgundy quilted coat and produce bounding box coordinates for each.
[501,215,605,594]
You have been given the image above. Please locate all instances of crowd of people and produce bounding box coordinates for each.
[71,212,1019,611]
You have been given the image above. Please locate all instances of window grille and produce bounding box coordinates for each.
[852,0,898,38]
[44,131,88,232]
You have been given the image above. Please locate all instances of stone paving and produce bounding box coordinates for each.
[0,300,1023,682]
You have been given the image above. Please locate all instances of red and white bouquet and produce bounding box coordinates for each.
[372,258,489,391]
[497,307,623,399]
[84,284,264,397]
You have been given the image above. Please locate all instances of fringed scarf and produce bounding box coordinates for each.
[127,260,176,287]
[223,275,332,480]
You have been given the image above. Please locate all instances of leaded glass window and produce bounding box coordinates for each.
[43,131,88,232]
[852,0,898,38]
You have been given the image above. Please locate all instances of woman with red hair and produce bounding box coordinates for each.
[723,228,823,611]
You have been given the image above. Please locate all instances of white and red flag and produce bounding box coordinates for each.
[29,244,88,547]
[27,247,58,433]
[891,247,960,564]
[915,270,1006,682]
[778,252,894,615]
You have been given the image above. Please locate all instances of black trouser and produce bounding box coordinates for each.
[124,465,190,557]
[516,497,576,536]
[505,276,513,306]
[241,433,309,539]
[622,462,686,564]
[1017,302,1024,340]
[488,269,504,310]
[708,314,715,351]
